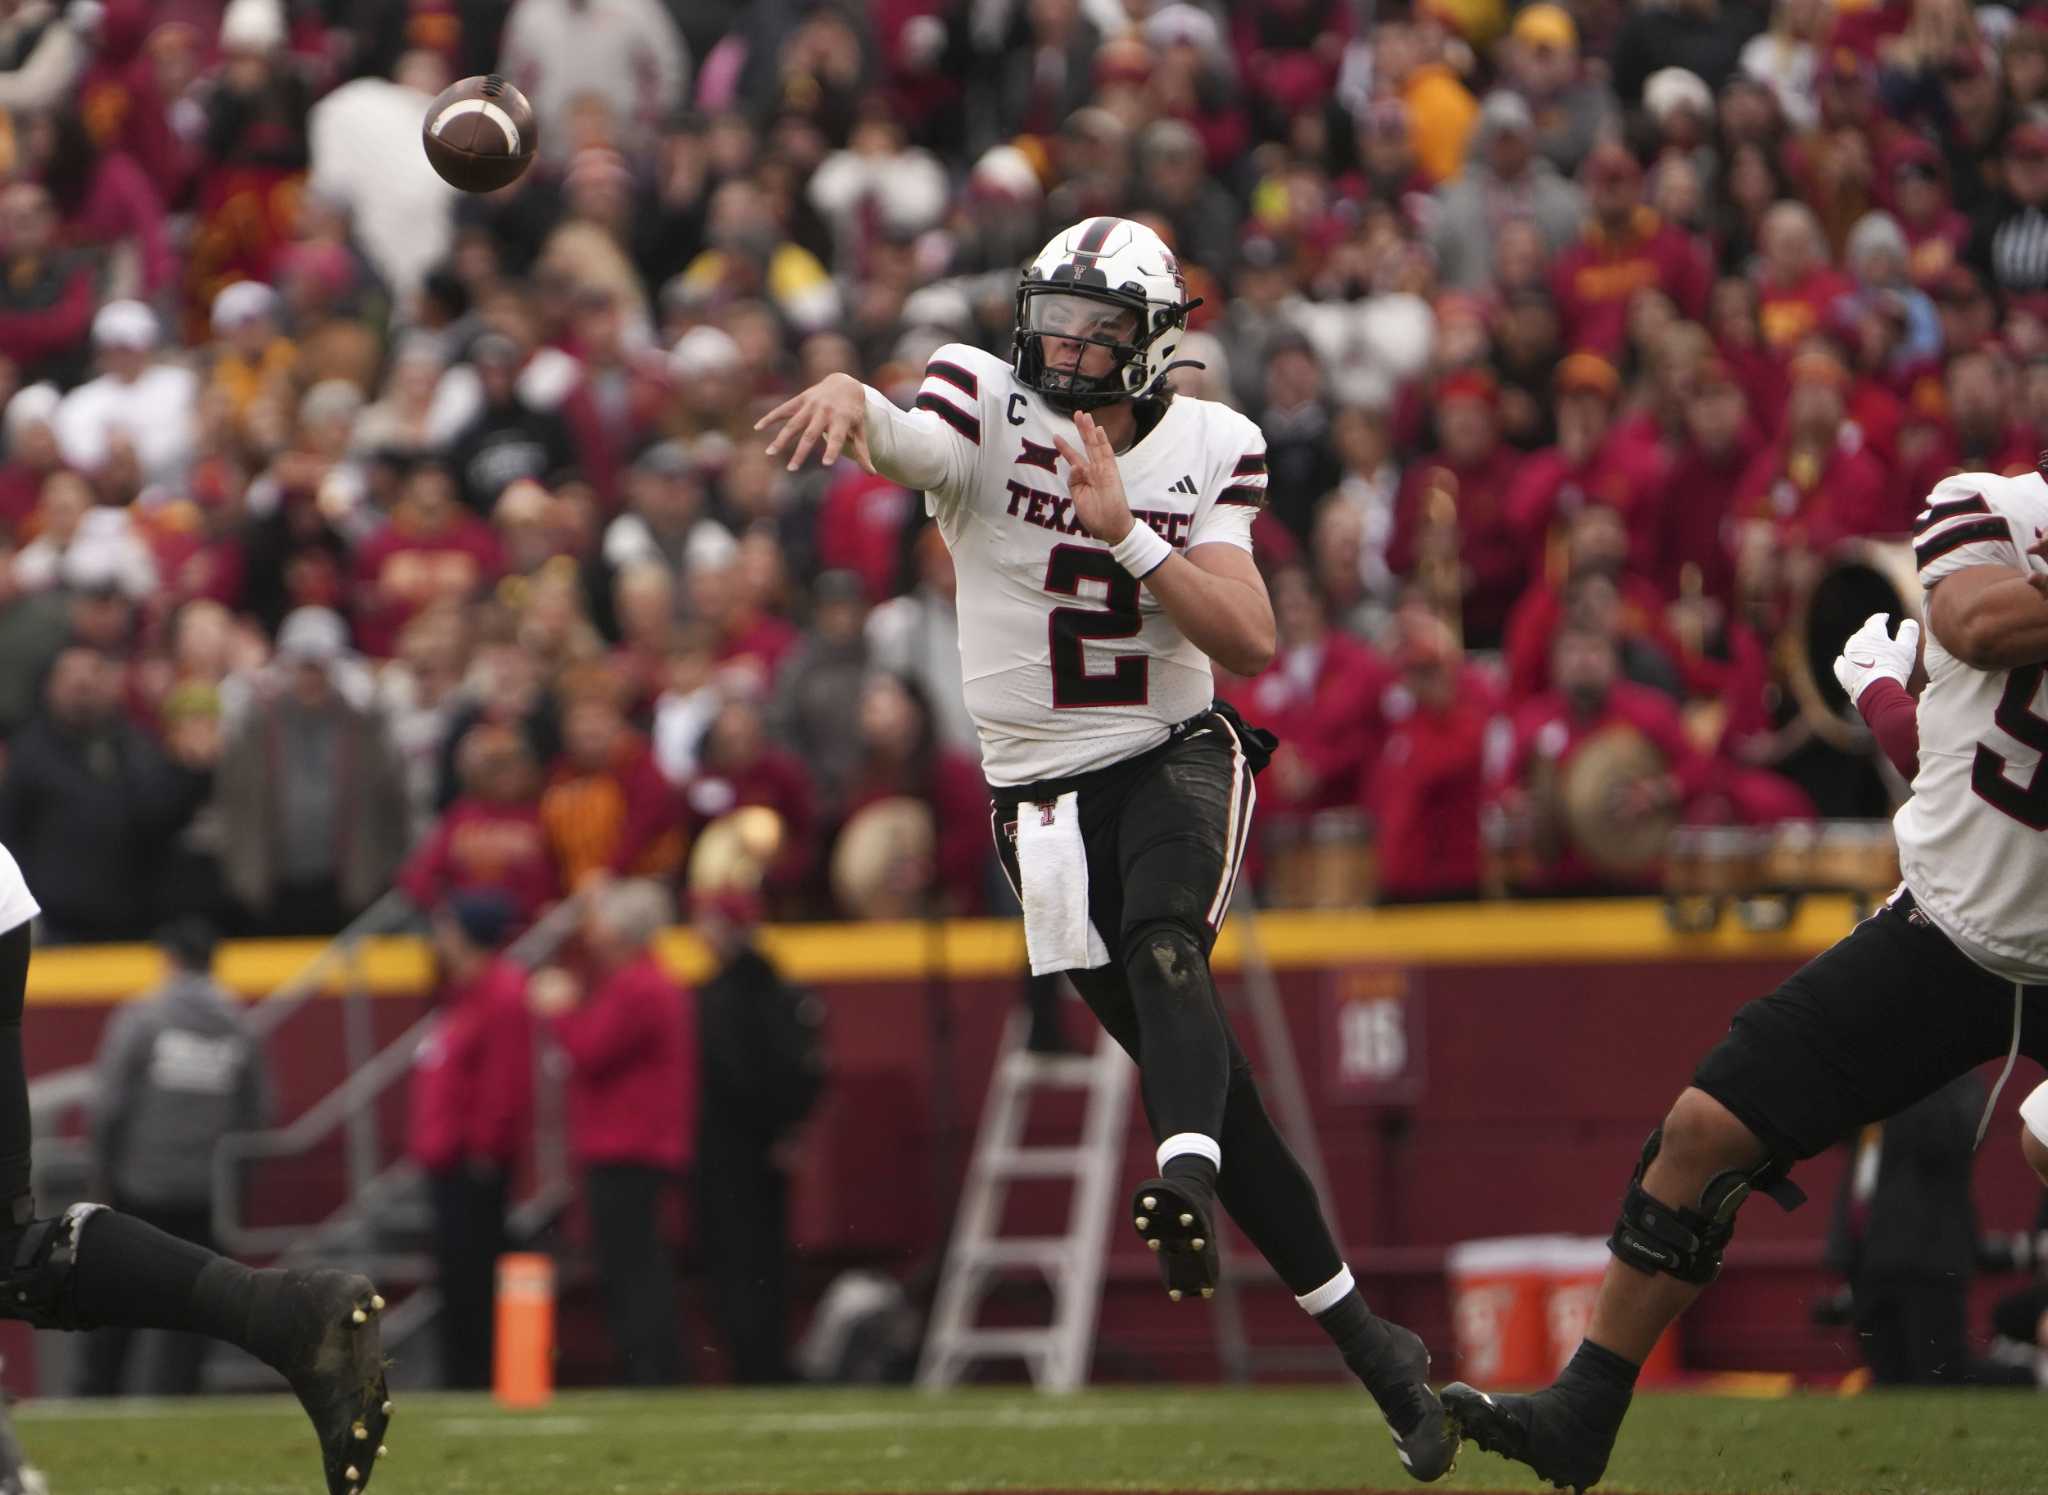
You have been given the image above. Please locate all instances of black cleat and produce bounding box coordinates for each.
[1362,1322,1460,1482]
[1442,1382,1617,1493]
[1130,1177,1218,1301]
[263,1270,393,1495]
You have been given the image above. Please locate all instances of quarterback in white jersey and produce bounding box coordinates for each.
[760,216,1460,1484]
[1445,466,2048,1492]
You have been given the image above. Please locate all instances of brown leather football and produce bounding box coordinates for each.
[421,75,538,193]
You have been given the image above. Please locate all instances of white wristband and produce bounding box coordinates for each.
[1110,521,1173,578]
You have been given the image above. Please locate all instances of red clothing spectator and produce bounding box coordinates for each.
[407,953,534,1172]
[1501,571,1678,703]
[400,799,560,931]
[1223,618,1393,815]
[1504,357,1668,577]
[541,721,684,891]
[1494,678,1712,892]
[836,753,991,916]
[817,469,915,605]
[1370,692,1491,901]
[1387,373,1529,647]
[40,123,176,298]
[1551,208,1713,357]
[1757,264,1856,352]
[546,951,694,1172]
[352,486,505,658]
[1732,431,1899,548]
[716,609,801,687]
[682,699,818,905]
[0,247,96,388]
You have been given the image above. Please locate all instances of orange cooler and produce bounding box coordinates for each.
[1446,1236,1556,1386]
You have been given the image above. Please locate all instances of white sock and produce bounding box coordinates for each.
[1295,1264,1356,1317]
[1155,1132,1221,1173]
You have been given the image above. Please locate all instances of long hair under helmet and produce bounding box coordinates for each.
[1013,217,1197,414]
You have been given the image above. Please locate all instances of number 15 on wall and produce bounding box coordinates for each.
[1326,967,1425,1104]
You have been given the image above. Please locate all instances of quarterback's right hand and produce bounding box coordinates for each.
[1832,612,1919,700]
[756,373,874,474]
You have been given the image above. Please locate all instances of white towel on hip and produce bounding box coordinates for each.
[1015,791,1112,975]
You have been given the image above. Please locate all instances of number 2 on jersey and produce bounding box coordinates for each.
[1974,663,2048,828]
[1044,545,1147,708]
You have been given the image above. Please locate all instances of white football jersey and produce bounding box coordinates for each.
[0,841,37,938]
[901,343,1265,786]
[1896,470,2048,984]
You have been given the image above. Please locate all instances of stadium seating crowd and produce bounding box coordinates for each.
[0,0,2033,940]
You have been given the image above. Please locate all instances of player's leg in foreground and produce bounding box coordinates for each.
[1445,897,2033,1492]
[1071,726,1458,1481]
[0,923,391,1495]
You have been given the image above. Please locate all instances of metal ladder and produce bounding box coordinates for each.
[917,1003,1134,1392]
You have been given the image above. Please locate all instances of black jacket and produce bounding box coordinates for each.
[0,714,207,939]
[1826,1073,1984,1283]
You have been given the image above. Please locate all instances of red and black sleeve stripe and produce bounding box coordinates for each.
[1911,492,1990,534]
[1232,452,1268,477]
[1217,484,1266,508]
[925,359,978,400]
[915,391,980,445]
[1914,515,2012,569]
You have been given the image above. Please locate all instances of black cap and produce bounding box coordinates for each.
[156,916,219,972]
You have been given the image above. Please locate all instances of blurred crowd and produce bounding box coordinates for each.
[0,0,2036,941]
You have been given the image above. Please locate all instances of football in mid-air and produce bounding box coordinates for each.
[422,75,538,193]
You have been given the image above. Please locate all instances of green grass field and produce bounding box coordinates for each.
[13,1385,2045,1495]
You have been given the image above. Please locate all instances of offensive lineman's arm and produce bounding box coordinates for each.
[1927,563,2048,671]
[756,371,959,494]
[1058,412,1276,677]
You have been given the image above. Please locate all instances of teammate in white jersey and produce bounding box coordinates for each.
[0,843,391,1495]
[760,217,1459,1482]
[1444,468,2048,1491]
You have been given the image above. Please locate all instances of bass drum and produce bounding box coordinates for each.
[1781,539,1923,752]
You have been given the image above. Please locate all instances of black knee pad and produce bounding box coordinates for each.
[1607,1128,1804,1285]
[0,1202,100,1330]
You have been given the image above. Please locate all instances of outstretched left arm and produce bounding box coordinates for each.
[1056,412,1276,678]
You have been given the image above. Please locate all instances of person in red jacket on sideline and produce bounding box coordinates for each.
[530,879,694,1386]
[1551,143,1712,357]
[1387,368,1530,647]
[1903,347,2039,500]
[407,892,533,1390]
[1368,609,1493,902]
[399,725,559,931]
[1221,564,1393,820]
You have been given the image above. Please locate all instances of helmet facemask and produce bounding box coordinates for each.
[1014,284,1163,414]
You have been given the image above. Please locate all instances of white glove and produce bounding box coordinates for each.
[1832,612,1920,701]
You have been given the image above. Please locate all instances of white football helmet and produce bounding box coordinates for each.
[1013,217,1195,412]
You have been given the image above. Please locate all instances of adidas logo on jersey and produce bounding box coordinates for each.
[1169,474,1198,495]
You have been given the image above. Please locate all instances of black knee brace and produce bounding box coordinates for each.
[0,1203,100,1329]
[1608,1129,1804,1284]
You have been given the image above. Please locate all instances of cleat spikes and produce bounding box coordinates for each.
[369,1294,385,1312]
[1148,1237,1162,1251]
[351,1308,367,1324]
[1142,1195,1157,1211]
[1190,1237,1205,1250]
[1200,1286,1214,1299]
[1134,1215,1149,1230]
[377,1445,388,1459]
[382,1401,394,1416]
[1168,1289,1182,1301]
[353,1424,366,1440]
[1179,1212,1194,1227]
[345,1467,359,1483]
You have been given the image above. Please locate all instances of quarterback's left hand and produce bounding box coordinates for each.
[1832,611,1919,700]
[1054,410,1135,544]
